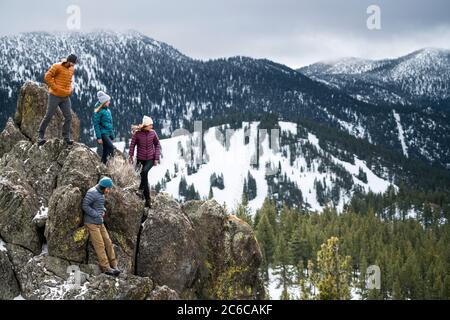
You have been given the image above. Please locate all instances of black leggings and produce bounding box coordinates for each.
[101,134,115,164]
[138,160,154,201]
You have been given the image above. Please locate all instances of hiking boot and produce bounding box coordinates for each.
[112,268,121,276]
[64,139,74,146]
[103,267,119,277]
[38,139,46,146]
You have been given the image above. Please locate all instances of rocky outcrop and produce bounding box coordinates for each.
[147,285,180,300]
[136,194,264,299]
[64,274,154,300]
[44,186,88,263]
[186,200,264,299]
[0,241,20,300]
[14,81,80,143]
[136,193,200,293]
[103,188,144,273]
[0,82,264,300]
[0,118,27,158]
[0,173,42,254]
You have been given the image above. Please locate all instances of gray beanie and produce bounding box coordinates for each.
[97,91,111,104]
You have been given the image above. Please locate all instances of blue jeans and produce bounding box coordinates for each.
[101,134,114,164]
[138,160,154,201]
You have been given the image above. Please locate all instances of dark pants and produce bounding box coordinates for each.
[38,94,72,140]
[101,134,115,164]
[138,160,154,201]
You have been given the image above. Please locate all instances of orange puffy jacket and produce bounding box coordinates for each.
[44,62,75,98]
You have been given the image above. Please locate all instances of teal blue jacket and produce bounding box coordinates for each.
[93,102,115,140]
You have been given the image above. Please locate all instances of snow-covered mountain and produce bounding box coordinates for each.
[0,31,449,169]
[299,48,450,106]
[146,121,394,213]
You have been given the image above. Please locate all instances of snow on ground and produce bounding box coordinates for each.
[279,121,297,135]
[33,205,48,221]
[267,267,362,300]
[393,110,409,158]
[40,243,48,256]
[149,122,269,212]
[91,141,127,154]
[148,122,394,214]
[316,106,372,143]
[267,268,301,300]
[113,141,126,153]
[351,287,362,300]
[0,238,7,252]
[13,295,25,300]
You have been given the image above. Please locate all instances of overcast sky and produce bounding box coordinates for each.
[0,0,449,68]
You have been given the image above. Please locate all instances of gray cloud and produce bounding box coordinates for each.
[0,0,449,67]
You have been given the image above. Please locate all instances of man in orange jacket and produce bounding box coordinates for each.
[38,54,77,146]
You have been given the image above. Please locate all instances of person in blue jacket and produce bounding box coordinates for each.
[82,177,120,276]
[93,91,116,164]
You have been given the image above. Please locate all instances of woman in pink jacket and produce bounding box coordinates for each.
[129,116,161,208]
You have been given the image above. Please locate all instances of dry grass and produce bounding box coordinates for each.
[106,155,141,190]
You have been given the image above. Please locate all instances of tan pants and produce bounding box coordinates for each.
[86,224,117,270]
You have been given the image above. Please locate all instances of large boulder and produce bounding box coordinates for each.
[186,200,264,299]
[2,140,70,204]
[185,200,227,298]
[0,241,20,300]
[222,215,265,299]
[57,144,103,195]
[136,193,200,293]
[103,188,144,273]
[12,251,155,300]
[44,186,88,263]
[67,274,154,300]
[182,200,205,218]
[0,118,27,159]
[15,254,72,300]
[14,81,80,143]
[5,243,35,272]
[0,177,42,254]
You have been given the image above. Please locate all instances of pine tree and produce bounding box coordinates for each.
[273,234,293,300]
[255,212,276,273]
[280,287,291,300]
[208,186,214,200]
[289,227,310,271]
[236,193,253,225]
[309,237,352,300]
[260,198,278,233]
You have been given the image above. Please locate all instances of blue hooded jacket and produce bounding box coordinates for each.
[93,102,115,140]
[82,186,106,225]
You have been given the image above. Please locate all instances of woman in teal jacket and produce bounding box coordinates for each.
[93,91,116,164]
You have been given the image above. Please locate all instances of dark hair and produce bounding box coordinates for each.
[98,185,106,192]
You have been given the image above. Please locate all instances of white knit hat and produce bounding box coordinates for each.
[97,91,111,104]
[142,116,153,126]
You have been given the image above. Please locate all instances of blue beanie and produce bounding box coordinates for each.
[99,177,113,189]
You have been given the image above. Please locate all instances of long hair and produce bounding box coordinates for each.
[95,102,108,114]
[131,124,144,135]
[131,124,154,135]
